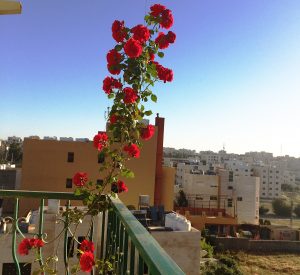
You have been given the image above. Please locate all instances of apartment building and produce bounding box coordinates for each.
[19,116,175,214]
[252,165,283,199]
[218,169,260,225]
[175,163,260,225]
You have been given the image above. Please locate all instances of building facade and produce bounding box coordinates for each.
[20,117,174,214]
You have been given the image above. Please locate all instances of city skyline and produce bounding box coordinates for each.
[1,1,300,157]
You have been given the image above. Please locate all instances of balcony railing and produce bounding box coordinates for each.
[0,190,185,275]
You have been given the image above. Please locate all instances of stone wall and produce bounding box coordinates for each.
[213,237,300,253]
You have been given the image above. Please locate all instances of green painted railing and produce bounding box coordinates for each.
[0,190,185,275]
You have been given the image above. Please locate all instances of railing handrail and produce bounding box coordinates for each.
[0,189,85,200]
[110,196,185,275]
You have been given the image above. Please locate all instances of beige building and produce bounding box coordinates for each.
[218,169,260,225]
[19,117,174,214]
[253,165,282,199]
[176,166,260,225]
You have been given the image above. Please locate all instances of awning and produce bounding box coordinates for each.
[0,1,22,15]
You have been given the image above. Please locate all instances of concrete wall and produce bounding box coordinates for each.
[161,166,175,211]
[213,237,300,253]
[151,229,201,275]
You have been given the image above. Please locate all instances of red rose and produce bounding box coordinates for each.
[123,87,138,104]
[103,76,114,94]
[112,20,126,43]
[73,172,88,187]
[124,38,143,58]
[141,124,155,140]
[123,144,140,158]
[149,52,155,61]
[103,77,122,94]
[155,32,169,49]
[154,63,173,83]
[93,133,108,151]
[160,9,174,29]
[111,180,128,193]
[106,49,122,65]
[107,64,121,75]
[18,238,32,255]
[109,114,118,124]
[131,24,150,43]
[117,180,128,193]
[18,238,44,256]
[80,251,95,272]
[167,31,176,43]
[150,4,166,17]
[32,238,44,248]
[80,240,95,253]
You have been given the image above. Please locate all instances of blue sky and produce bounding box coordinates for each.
[1,0,300,157]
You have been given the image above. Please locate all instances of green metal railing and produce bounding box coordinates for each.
[0,190,185,275]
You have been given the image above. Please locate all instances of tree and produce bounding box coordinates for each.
[281,183,294,192]
[259,205,269,216]
[7,142,22,164]
[294,204,300,218]
[272,198,292,217]
[176,190,188,207]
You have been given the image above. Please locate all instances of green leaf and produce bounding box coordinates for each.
[157,52,164,58]
[114,44,123,51]
[151,94,157,103]
[74,188,82,196]
[121,169,135,178]
[108,93,115,99]
[144,110,153,116]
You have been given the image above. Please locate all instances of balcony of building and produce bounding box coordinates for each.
[0,190,188,275]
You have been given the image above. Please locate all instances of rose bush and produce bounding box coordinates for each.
[18,3,175,274]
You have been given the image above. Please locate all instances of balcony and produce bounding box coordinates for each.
[0,190,185,275]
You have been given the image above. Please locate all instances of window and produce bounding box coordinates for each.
[229,171,233,182]
[228,186,233,190]
[210,196,217,201]
[263,176,266,178]
[67,152,74,162]
[270,170,273,173]
[276,193,279,196]
[276,182,279,184]
[276,171,279,173]
[97,179,103,186]
[275,188,278,190]
[245,169,248,172]
[262,192,265,196]
[263,181,266,184]
[237,197,243,201]
[66,178,72,188]
[227,199,233,207]
[269,188,272,190]
[98,153,105,164]
[2,263,31,275]
[263,187,265,190]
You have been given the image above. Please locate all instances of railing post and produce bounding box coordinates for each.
[100,211,106,259]
[12,197,21,275]
[63,200,71,275]
[129,241,135,275]
[122,230,129,275]
[38,198,45,268]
